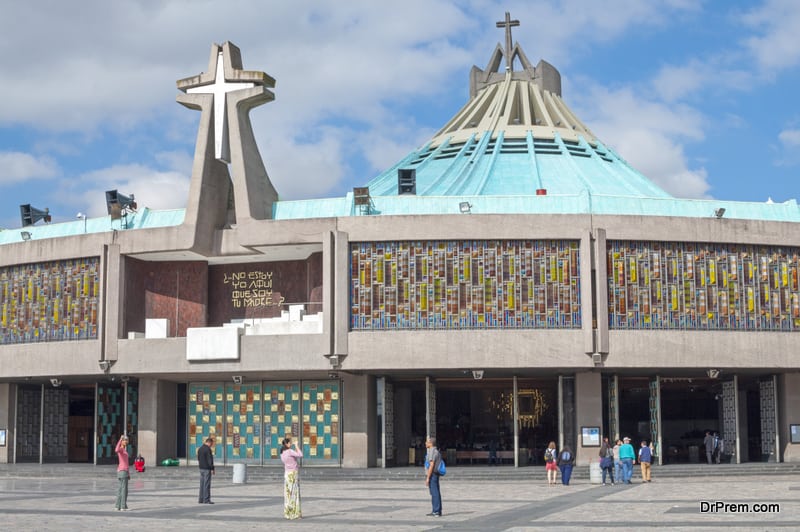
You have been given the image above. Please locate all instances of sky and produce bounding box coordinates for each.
[0,0,799,229]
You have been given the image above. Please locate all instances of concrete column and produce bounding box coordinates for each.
[575,372,602,466]
[778,374,800,462]
[0,383,15,463]
[137,378,177,466]
[341,373,375,468]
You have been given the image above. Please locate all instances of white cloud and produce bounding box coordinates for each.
[0,151,59,184]
[575,84,711,198]
[778,128,800,147]
[61,164,190,218]
[741,0,800,72]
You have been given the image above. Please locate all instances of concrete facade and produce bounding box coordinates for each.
[1,33,799,469]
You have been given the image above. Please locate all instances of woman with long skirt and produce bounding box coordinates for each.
[280,437,303,519]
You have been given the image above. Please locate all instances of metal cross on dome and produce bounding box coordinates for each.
[186,51,255,163]
[496,11,520,72]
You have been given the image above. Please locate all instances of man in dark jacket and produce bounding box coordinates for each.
[557,445,575,485]
[198,437,215,504]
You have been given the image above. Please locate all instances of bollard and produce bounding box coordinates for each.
[232,463,248,484]
[589,461,602,484]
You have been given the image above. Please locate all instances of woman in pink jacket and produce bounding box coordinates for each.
[115,434,130,511]
[280,437,303,519]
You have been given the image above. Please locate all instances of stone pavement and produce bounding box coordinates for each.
[1,466,799,530]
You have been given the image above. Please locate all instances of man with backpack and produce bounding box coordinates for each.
[557,445,575,485]
[424,437,443,517]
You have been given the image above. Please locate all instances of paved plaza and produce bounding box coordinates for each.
[1,467,799,530]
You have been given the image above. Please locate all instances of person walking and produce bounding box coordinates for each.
[424,437,443,517]
[613,438,623,485]
[619,437,636,484]
[544,441,558,485]
[280,437,303,519]
[704,431,715,465]
[638,440,652,482]
[599,436,615,485]
[557,445,575,485]
[197,437,215,504]
[114,434,130,511]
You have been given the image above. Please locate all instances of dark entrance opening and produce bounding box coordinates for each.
[660,379,720,464]
[68,385,95,463]
[745,387,763,462]
[434,378,557,466]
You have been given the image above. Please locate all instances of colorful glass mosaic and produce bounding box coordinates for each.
[264,382,301,462]
[301,381,340,462]
[0,257,100,345]
[350,240,581,329]
[188,383,224,462]
[97,384,124,462]
[608,241,800,330]
[224,382,262,463]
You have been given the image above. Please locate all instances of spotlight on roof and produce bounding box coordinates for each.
[20,231,32,241]
[459,202,472,214]
[714,208,726,219]
[232,375,243,385]
[20,204,51,227]
[105,190,137,220]
[50,378,62,388]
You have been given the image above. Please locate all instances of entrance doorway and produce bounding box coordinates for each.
[68,386,95,463]
[399,378,557,466]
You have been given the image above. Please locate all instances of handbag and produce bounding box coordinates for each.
[600,456,613,468]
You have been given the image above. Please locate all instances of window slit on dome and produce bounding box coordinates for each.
[533,137,561,155]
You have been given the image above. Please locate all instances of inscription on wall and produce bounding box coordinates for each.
[223,271,285,308]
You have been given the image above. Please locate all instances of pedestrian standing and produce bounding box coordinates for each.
[114,434,130,511]
[612,439,622,485]
[619,437,636,484]
[703,431,715,465]
[424,437,443,517]
[599,436,615,485]
[557,445,575,485]
[638,440,652,482]
[544,441,558,485]
[197,437,215,504]
[281,437,303,519]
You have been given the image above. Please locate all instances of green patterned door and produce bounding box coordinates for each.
[224,382,262,463]
[264,382,301,462]
[188,383,224,463]
[301,381,340,464]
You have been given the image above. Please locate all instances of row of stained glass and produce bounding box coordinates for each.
[0,257,100,345]
[350,240,582,329]
[608,241,800,330]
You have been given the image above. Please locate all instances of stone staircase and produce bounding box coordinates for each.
[2,462,798,482]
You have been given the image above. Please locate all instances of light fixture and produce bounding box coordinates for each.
[459,202,472,214]
[328,354,340,368]
[98,360,114,373]
[120,376,130,383]
[20,231,32,241]
[50,378,62,387]
[105,190,137,220]
[232,375,243,385]
[471,370,484,380]
[706,369,720,379]
[20,204,51,226]
[77,212,87,233]
[328,371,339,379]
[714,208,726,219]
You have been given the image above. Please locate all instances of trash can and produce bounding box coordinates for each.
[589,461,603,484]
[232,463,248,484]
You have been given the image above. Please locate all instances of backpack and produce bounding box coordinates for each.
[561,451,571,462]
[544,449,554,462]
[424,457,447,476]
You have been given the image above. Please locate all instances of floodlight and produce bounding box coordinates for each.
[714,208,725,219]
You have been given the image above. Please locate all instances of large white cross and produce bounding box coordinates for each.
[187,52,254,163]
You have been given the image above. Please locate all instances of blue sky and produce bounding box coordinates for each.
[1,0,798,229]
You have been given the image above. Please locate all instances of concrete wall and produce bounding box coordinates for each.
[779,373,800,462]
[0,383,14,463]
[575,372,602,466]
[341,374,374,468]
[138,379,178,466]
